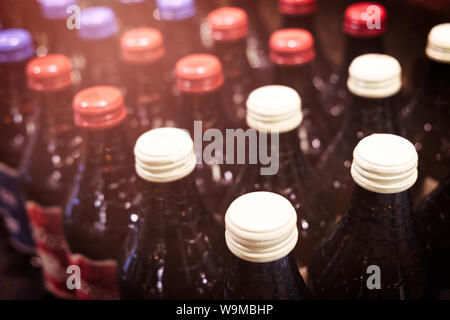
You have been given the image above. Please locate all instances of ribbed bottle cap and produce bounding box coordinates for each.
[269,28,315,66]
[225,191,298,263]
[73,86,127,129]
[121,28,165,64]
[347,54,402,98]
[278,0,317,16]
[351,134,418,194]
[27,54,73,92]
[246,85,302,133]
[38,0,78,20]
[426,23,450,64]
[207,7,248,42]
[78,7,119,40]
[0,28,34,63]
[343,2,387,37]
[175,54,224,93]
[135,127,196,183]
[156,0,196,21]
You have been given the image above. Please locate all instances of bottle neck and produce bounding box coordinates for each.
[422,60,450,110]
[342,35,385,71]
[225,252,306,299]
[214,39,250,79]
[281,14,317,38]
[0,61,33,114]
[273,62,316,95]
[36,86,74,127]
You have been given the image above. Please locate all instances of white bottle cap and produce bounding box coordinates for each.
[347,54,402,99]
[426,23,450,63]
[246,85,303,133]
[351,134,418,194]
[225,191,298,263]
[134,127,197,183]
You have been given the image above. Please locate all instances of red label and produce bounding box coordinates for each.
[69,254,119,300]
[26,201,75,300]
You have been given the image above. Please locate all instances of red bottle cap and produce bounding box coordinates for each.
[343,2,387,37]
[207,7,248,41]
[120,28,165,64]
[278,0,317,16]
[175,54,224,94]
[269,28,315,66]
[73,86,127,129]
[26,54,72,92]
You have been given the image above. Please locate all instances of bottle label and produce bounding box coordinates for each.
[0,163,35,253]
[26,200,75,300]
[69,254,119,300]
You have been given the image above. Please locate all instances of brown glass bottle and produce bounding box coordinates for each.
[119,128,225,299]
[23,54,82,299]
[64,86,141,299]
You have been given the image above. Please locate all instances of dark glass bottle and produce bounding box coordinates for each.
[328,2,387,124]
[23,54,82,299]
[223,191,308,300]
[308,134,431,300]
[0,28,36,253]
[175,53,234,217]
[278,0,332,83]
[120,28,175,143]
[317,54,403,218]
[414,174,450,292]
[403,24,450,200]
[77,7,121,89]
[206,7,255,129]
[119,128,225,299]
[222,85,334,266]
[269,28,336,165]
[65,86,141,300]
[155,0,202,68]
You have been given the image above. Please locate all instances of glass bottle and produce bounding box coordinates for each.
[222,85,335,266]
[64,86,141,299]
[23,54,82,299]
[269,28,336,165]
[328,2,387,124]
[119,127,225,299]
[77,7,121,88]
[403,23,450,200]
[0,28,36,253]
[120,28,175,143]
[308,134,431,300]
[175,53,234,217]
[317,54,403,218]
[223,191,308,300]
[206,6,255,129]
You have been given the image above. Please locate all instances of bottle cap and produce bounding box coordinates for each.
[73,86,127,129]
[0,28,34,63]
[351,134,418,194]
[27,54,73,92]
[121,28,165,64]
[246,85,302,133]
[207,7,248,42]
[278,0,317,16]
[225,191,298,263]
[156,0,196,21]
[175,54,224,94]
[38,0,78,20]
[269,28,315,66]
[343,2,386,37]
[78,7,119,40]
[426,23,450,64]
[135,127,196,183]
[347,53,401,98]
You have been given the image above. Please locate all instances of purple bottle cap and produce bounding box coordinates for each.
[0,28,34,63]
[78,7,119,41]
[156,0,196,21]
[38,0,78,20]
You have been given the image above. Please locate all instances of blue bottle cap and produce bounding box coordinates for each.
[38,0,78,20]
[156,0,196,21]
[0,28,34,63]
[78,7,119,41]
